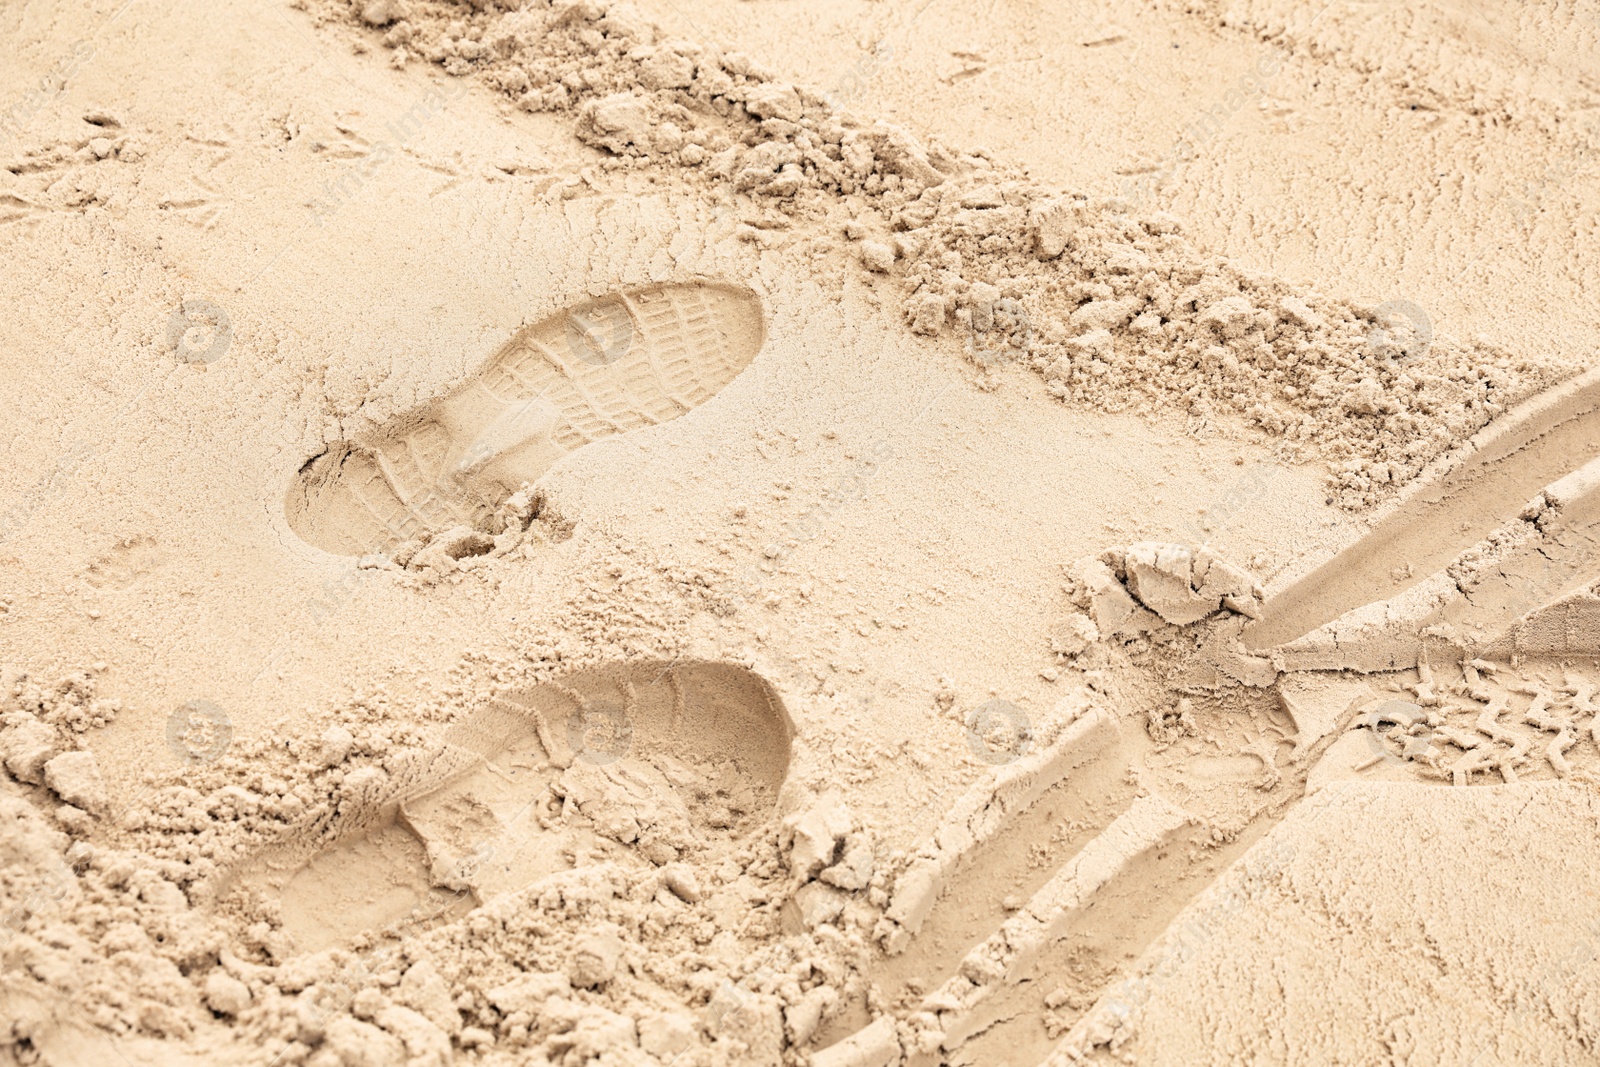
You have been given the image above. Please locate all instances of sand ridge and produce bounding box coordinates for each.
[1,1,1598,1065]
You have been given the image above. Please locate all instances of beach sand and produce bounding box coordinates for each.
[1,1,1597,1064]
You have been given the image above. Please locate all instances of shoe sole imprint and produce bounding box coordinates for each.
[285,283,765,555]
[213,660,793,954]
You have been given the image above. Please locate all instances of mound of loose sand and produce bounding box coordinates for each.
[2,2,1597,1065]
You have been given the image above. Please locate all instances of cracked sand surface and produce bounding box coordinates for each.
[1,1,1598,1065]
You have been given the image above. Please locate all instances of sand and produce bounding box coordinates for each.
[1,1,1597,1064]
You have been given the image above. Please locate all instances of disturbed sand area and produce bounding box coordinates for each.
[1,1,1598,1065]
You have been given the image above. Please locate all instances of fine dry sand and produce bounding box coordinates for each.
[2,1,1598,1065]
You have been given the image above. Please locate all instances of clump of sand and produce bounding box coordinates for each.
[306,0,1563,510]
[3,1,1599,1066]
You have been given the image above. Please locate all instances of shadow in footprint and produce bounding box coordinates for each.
[285,283,764,555]
[224,660,793,954]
